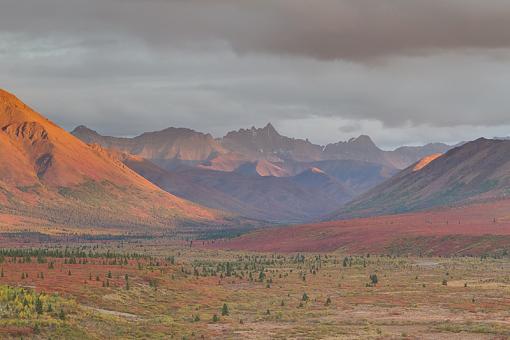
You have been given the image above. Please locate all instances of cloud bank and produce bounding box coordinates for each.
[2,0,510,147]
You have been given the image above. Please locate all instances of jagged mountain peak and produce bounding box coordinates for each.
[226,122,281,138]
[348,135,375,145]
[261,122,279,134]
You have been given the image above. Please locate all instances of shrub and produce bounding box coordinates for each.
[370,274,378,285]
[221,303,229,316]
[302,293,309,301]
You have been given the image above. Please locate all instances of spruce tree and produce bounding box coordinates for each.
[221,303,229,316]
[35,296,43,315]
[302,293,309,301]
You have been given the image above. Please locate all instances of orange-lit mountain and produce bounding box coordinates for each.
[0,89,232,232]
[331,138,510,220]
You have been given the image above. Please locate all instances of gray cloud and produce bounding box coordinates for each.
[2,1,510,148]
[4,0,510,60]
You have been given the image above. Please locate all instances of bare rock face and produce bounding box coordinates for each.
[221,123,324,162]
[72,125,226,163]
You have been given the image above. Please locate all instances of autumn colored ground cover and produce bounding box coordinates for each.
[211,199,510,255]
[0,237,510,339]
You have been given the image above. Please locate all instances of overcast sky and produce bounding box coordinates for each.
[2,0,510,149]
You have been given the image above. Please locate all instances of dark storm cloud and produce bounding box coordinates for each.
[4,0,510,60]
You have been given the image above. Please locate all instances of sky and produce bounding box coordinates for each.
[2,0,510,149]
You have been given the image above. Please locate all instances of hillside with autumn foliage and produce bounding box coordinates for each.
[0,89,237,233]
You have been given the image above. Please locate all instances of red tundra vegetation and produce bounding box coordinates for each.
[210,199,510,255]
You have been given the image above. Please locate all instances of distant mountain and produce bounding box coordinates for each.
[291,167,355,203]
[124,158,354,223]
[331,138,510,220]
[323,135,386,163]
[281,159,398,194]
[122,156,267,220]
[72,125,226,169]
[233,159,290,177]
[72,122,458,222]
[387,143,454,169]
[323,135,452,169]
[72,124,403,221]
[221,123,324,162]
[0,89,231,232]
[74,123,453,171]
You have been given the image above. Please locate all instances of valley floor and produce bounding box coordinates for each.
[0,236,509,339]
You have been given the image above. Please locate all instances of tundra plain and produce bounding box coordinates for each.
[1,235,510,339]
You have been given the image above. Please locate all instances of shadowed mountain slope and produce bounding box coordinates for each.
[123,156,354,223]
[330,138,510,220]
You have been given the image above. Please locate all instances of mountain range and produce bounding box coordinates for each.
[73,123,453,171]
[71,122,453,222]
[3,87,510,252]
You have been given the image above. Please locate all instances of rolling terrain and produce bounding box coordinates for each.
[0,89,233,233]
